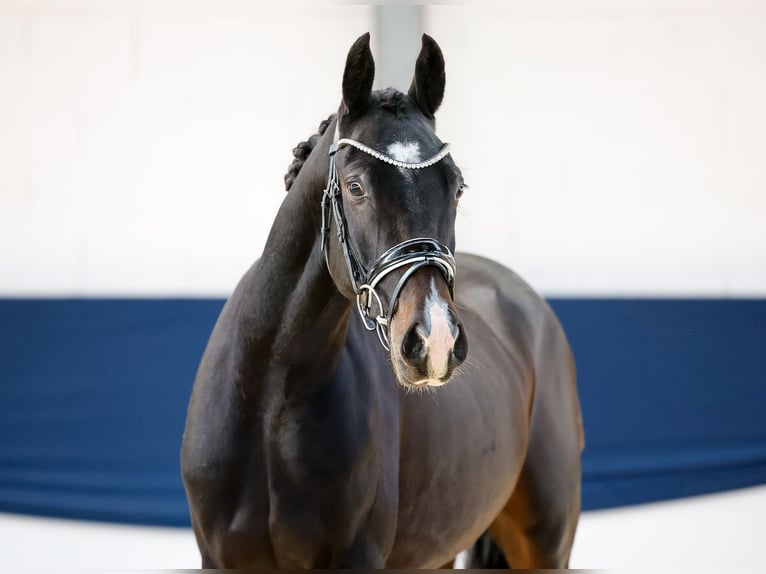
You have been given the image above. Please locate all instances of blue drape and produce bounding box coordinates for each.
[1,298,764,526]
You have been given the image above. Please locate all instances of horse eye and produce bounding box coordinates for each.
[456,184,467,200]
[347,182,366,198]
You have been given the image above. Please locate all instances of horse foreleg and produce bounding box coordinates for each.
[198,545,218,569]
[328,531,389,569]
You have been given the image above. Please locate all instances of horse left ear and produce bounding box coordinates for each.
[408,34,445,119]
[342,33,375,116]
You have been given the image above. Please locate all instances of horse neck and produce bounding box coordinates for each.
[242,119,352,380]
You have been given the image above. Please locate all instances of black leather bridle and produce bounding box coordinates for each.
[320,123,457,350]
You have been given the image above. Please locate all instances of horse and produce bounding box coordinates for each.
[181,33,584,569]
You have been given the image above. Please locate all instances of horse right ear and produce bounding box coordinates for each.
[342,33,375,116]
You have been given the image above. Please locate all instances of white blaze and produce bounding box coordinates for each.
[386,141,422,164]
[423,278,456,380]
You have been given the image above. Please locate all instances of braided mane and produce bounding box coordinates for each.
[284,114,336,192]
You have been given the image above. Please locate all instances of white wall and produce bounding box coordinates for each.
[2,1,765,297]
[0,1,372,295]
[428,1,766,296]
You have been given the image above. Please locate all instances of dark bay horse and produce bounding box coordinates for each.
[181,33,583,569]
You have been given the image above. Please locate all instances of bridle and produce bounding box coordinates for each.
[320,122,457,350]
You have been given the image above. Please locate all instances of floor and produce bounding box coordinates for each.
[2,483,764,570]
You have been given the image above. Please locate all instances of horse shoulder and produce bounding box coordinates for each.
[456,253,564,353]
[455,252,579,427]
[181,259,278,565]
[456,253,582,449]
[183,259,262,463]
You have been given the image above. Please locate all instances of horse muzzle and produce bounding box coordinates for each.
[388,270,467,388]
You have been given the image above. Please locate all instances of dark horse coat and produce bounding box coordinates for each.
[181,33,584,569]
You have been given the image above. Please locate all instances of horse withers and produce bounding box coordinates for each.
[181,33,584,569]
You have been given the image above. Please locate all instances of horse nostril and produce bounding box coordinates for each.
[451,323,468,366]
[401,322,427,366]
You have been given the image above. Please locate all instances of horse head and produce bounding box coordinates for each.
[323,33,468,388]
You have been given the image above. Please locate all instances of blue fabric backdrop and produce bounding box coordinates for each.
[1,298,764,526]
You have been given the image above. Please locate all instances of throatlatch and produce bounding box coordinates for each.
[321,123,457,350]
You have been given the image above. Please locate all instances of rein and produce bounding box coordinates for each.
[320,123,456,350]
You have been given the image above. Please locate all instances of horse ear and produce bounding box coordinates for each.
[342,33,375,116]
[408,34,445,119]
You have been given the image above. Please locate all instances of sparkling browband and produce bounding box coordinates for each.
[335,138,451,170]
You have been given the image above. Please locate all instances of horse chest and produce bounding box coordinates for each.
[388,370,531,567]
[263,373,399,568]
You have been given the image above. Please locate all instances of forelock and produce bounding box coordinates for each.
[375,88,408,116]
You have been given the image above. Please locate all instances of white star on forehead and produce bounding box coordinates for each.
[386,141,422,164]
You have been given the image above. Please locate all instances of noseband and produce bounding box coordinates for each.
[320,124,457,350]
